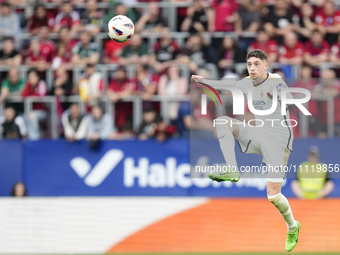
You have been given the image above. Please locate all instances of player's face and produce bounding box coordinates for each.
[247,57,268,80]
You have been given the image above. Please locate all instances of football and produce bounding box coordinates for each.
[107,15,134,43]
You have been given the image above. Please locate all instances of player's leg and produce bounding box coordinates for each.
[263,145,300,252]
[215,116,240,170]
[267,179,300,252]
[267,180,297,232]
[209,116,241,182]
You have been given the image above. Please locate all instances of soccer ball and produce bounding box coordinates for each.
[107,15,134,43]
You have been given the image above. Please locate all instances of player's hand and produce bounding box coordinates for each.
[191,75,204,84]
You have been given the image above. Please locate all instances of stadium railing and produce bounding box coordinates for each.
[0,62,338,139]
[0,93,335,139]
[0,94,189,139]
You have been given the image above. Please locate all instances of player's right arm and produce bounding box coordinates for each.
[191,75,239,91]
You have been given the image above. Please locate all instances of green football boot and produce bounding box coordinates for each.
[285,220,301,252]
[208,166,240,183]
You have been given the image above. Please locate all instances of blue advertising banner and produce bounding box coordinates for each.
[21,138,340,197]
[0,141,23,196]
[0,139,339,197]
[24,139,190,196]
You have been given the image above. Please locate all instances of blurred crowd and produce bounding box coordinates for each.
[0,0,340,143]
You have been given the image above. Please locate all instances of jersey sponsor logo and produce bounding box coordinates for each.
[253,100,265,105]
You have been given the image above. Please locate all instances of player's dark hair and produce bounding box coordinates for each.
[246,49,268,62]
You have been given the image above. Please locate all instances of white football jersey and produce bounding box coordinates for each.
[234,72,294,151]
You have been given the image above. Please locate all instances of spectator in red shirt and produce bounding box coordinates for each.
[51,42,72,70]
[22,70,47,140]
[295,65,318,114]
[26,27,56,71]
[314,69,340,138]
[248,29,278,63]
[303,29,329,67]
[211,0,238,32]
[107,66,137,129]
[294,65,318,136]
[103,39,129,64]
[279,31,304,65]
[29,4,55,35]
[58,26,77,60]
[315,1,340,46]
[330,34,340,65]
[54,1,81,36]
[25,40,45,71]
[150,27,179,73]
